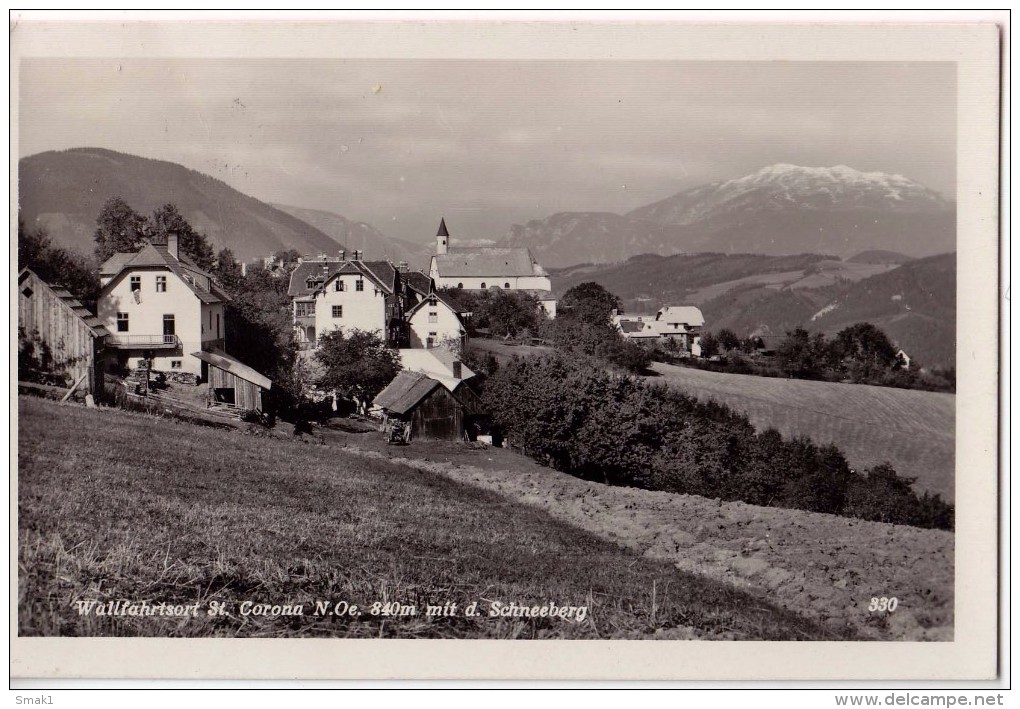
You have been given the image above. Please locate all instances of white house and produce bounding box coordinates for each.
[612,305,705,356]
[98,235,228,376]
[427,218,557,317]
[406,291,468,351]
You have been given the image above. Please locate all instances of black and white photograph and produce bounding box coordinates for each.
[10,17,1002,684]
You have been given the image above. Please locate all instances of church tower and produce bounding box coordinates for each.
[436,217,449,255]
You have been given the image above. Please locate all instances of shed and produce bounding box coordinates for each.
[18,268,109,398]
[374,370,483,441]
[191,349,272,414]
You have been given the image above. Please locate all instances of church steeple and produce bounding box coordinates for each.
[436,218,449,254]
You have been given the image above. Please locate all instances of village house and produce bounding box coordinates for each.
[427,218,557,317]
[612,305,705,355]
[98,235,228,377]
[373,348,484,441]
[287,250,467,351]
[18,268,109,399]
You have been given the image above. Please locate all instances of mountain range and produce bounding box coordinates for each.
[503,164,955,268]
[17,148,420,264]
[553,250,956,368]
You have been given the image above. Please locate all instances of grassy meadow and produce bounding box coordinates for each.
[647,362,955,501]
[17,396,844,640]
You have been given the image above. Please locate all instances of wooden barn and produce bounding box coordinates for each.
[18,268,109,399]
[191,349,272,414]
[374,370,483,441]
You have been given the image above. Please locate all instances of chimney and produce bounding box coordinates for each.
[241,262,248,277]
[353,250,363,261]
[167,233,179,260]
[338,249,346,261]
[398,261,408,272]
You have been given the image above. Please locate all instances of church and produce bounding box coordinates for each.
[427,218,557,316]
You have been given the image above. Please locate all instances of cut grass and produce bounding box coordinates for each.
[17,396,844,640]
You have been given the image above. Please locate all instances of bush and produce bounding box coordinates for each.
[483,354,952,530]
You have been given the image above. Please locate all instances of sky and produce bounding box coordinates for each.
[19,59,956,246]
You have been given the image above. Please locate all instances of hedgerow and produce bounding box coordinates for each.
[483,354,953,530]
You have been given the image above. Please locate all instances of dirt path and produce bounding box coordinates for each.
[336,441,953,641]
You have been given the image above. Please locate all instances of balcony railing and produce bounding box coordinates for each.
[107,334,181,350]
[297,340,318,351]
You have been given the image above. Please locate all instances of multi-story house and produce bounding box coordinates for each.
[98,234,228,376]
[287,251,453,350]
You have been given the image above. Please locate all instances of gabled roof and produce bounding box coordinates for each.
[190,348,272,390]
[99,242,228,305]
[656,306,705,327]
[405,290,466,321]
[399,348,475,391]
[432,247,547,278]
[312,260,397,296]
[373,371,441,415]
[288,259,342,297]
[18,268,110,338]
[618,320,647,333]
[403,270,433,296]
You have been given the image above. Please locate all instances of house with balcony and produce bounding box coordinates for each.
[98,234,228,377]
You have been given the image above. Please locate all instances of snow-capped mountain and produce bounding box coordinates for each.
[502,164,955,267]
[626,164,952,225]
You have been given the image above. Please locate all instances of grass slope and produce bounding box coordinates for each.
[647,362,955,501]
[17,397,837,640]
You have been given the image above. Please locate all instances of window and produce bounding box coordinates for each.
[156,275,167,292]
[130,276,141,292]
[504,282,511,289]
[117,312,129,332]
[355,279,364,292]
[428,310,438,323]
[21,286,33,298]
[171,360,182,370]
[163,314,176,337]
[335,279,344,292]
[295,302,315,318]
[332,305,343,318]
[480,282,486,289]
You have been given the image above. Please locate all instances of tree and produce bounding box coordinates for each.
[485,290,543,338]
[213,248,244,292]
[775,327,829,378]
[315,329,400,414]
[700,331,720,358]
[834,322,899,380]
[20,218,100,307]
[559,282,623,326]
[93,197,147,263]
[717,328,740,352]
[150,203,215,270]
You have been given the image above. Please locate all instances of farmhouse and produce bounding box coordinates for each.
[427,218,557,317]
[406,291,468,351]
[18,268,109,398]
[612,305,705,354]
[98,235,228,377]
[374,348,483,441]
[191,349,272,414]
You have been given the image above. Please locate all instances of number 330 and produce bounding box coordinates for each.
[869,597,899,612]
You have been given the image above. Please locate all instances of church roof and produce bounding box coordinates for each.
[437,218,449,237]
[432,247,547,278]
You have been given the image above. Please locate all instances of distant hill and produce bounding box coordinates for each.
[848,250,915,265]
[503,164,955,268]
[18,148,388,262]
[271,204,433,270]
[552,251,957,368]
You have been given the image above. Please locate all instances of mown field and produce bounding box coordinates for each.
[469,340,955,501]
[17,396,839,640]
[647,362,955,501]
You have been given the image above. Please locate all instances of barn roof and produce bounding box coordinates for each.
[191,349,272,390]
[656,306,705,327]
[18,268,110,338]
[399,348,475,391]
[432,247,547,278]
[373,371,441,415]
[618,320,646,333]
